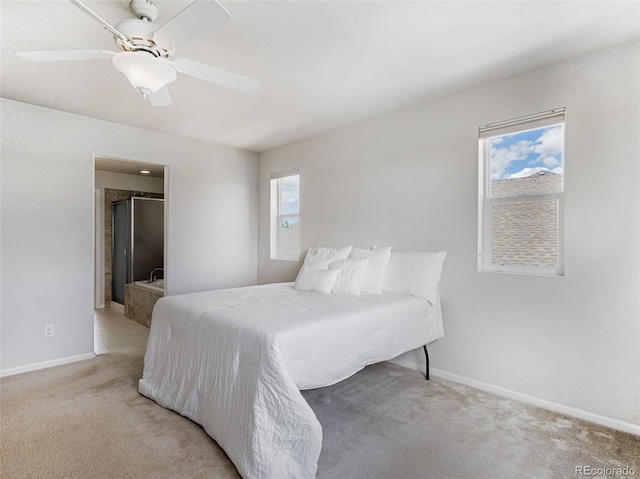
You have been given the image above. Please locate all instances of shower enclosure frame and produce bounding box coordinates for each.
[111,196,164,304]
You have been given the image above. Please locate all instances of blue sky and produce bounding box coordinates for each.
[490,124,563,181]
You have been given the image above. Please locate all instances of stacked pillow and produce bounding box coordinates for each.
[382,250,446,305]
[303,245,353,262]
[295,245,361,294]
[348,246,392,294]
[294,244,446,304]
[293,268,340,294]
[328,258,369,295]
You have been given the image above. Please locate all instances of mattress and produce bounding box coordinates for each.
[139,282,444,479]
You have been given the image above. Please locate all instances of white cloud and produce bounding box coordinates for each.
[490,139,534,180]
[534,126,562,161]
[552,166,563,175]
[543,155,559,167]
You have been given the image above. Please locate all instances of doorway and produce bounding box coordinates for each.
[93,155,167,310]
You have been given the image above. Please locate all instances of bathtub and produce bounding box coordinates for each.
[134,279,164,293]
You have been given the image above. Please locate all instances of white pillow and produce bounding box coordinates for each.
[305,247,319,258]
[300,253,333,270]
[302,246,352,269]
[329,258,369,295]
[348,246,392,294]
[294,268,340,294]
[382,251,447,304]
[315,245,353,260]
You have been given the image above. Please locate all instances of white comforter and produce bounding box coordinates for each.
[139,283,444,479]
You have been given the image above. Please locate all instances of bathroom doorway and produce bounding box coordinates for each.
[93,155,167,311]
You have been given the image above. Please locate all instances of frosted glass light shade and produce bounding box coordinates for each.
[112,52,177,94]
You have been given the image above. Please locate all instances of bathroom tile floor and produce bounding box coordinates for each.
[94,307,149,355]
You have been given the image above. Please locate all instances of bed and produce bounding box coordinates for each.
[139,248,445,479]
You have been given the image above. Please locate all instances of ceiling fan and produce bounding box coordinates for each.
[16,0,261,106]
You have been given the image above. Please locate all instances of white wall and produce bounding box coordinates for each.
[258,42,640,430]
[1,99,258,373]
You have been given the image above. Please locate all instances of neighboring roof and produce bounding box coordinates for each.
[490,171,561,268]
[491,170,562,197]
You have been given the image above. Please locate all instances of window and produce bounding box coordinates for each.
[270,168,300,261]
[478,108,565,276]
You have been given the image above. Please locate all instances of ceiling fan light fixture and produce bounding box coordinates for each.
[112,51,176,95]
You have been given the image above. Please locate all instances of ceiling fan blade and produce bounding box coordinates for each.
[173,58,261,95]
[16,50,114,62]
[69,0,131,47]
[153,0,231,48]
[148,85,173,107]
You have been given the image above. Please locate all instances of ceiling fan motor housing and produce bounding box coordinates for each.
[114,18,170,58]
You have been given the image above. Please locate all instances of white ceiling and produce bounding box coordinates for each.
[2,1,639,154]
[95,155,166,177]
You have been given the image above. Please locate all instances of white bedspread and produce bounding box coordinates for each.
[139,283,444,479]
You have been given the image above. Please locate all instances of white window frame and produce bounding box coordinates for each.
[478,109,565,276]
[270,168,299,261]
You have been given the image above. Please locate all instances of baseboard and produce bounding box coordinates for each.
[389,358,640,437]
[0,352,96,378]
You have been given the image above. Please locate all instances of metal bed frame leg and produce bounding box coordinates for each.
[423,345,430,380]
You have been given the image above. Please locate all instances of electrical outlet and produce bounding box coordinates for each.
[44,324,54,338]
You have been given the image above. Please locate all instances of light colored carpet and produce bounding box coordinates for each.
[308,365,639,478]
[1,339,638,478]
